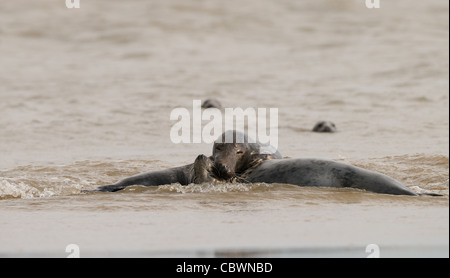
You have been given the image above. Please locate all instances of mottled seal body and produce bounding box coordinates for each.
[239,158,417,196]
[210,131,418,196]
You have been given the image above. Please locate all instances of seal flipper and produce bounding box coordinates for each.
[417,192,445,197]
[80,184,125,193]
[94,184,126,192]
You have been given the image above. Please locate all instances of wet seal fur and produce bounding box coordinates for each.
[237,159,418,195]
[95,154,215,192]
[210,130,282,181]
[95,163,195,192]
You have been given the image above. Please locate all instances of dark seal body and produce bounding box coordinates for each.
[96,154,218,191]
[95,164,195,192]
[240,158,417,196]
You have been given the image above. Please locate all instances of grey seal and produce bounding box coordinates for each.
[208,132,418,195]
[94,130,279,192]
[94,130,435,196]
[237,159,418,195]
[313,121,337,132]
[95,154,215,192]
[201,98,222,109]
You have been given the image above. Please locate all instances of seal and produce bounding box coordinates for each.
[313,121,337,132]
[201,98,222,109]
[94,130,428,196]
[95,154,218,191]
[94,130,280,192]
[208,131,419,196]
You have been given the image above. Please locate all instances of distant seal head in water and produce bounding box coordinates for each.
[313,121,337,133]
[201,98,222,109]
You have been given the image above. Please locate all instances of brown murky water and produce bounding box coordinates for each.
[0,0,448,257]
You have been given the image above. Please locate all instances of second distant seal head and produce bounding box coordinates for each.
[313,121,337,133]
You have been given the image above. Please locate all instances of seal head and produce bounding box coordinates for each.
[193,154,217,184]
[212,130,282,180]
[201,98,222,109]
[313,121,337,133]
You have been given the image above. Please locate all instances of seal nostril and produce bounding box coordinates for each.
[214,163,233,179]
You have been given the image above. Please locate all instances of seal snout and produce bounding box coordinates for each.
[214,162,235,180]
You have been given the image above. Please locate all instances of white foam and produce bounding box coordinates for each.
[156,182,274,194]
[0,179,40,199]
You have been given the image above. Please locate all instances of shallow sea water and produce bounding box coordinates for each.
[0,0,448,257]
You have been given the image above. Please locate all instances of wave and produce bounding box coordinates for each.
[143,182,278,194]
[0,179,54,199]
[1,154,448,200]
